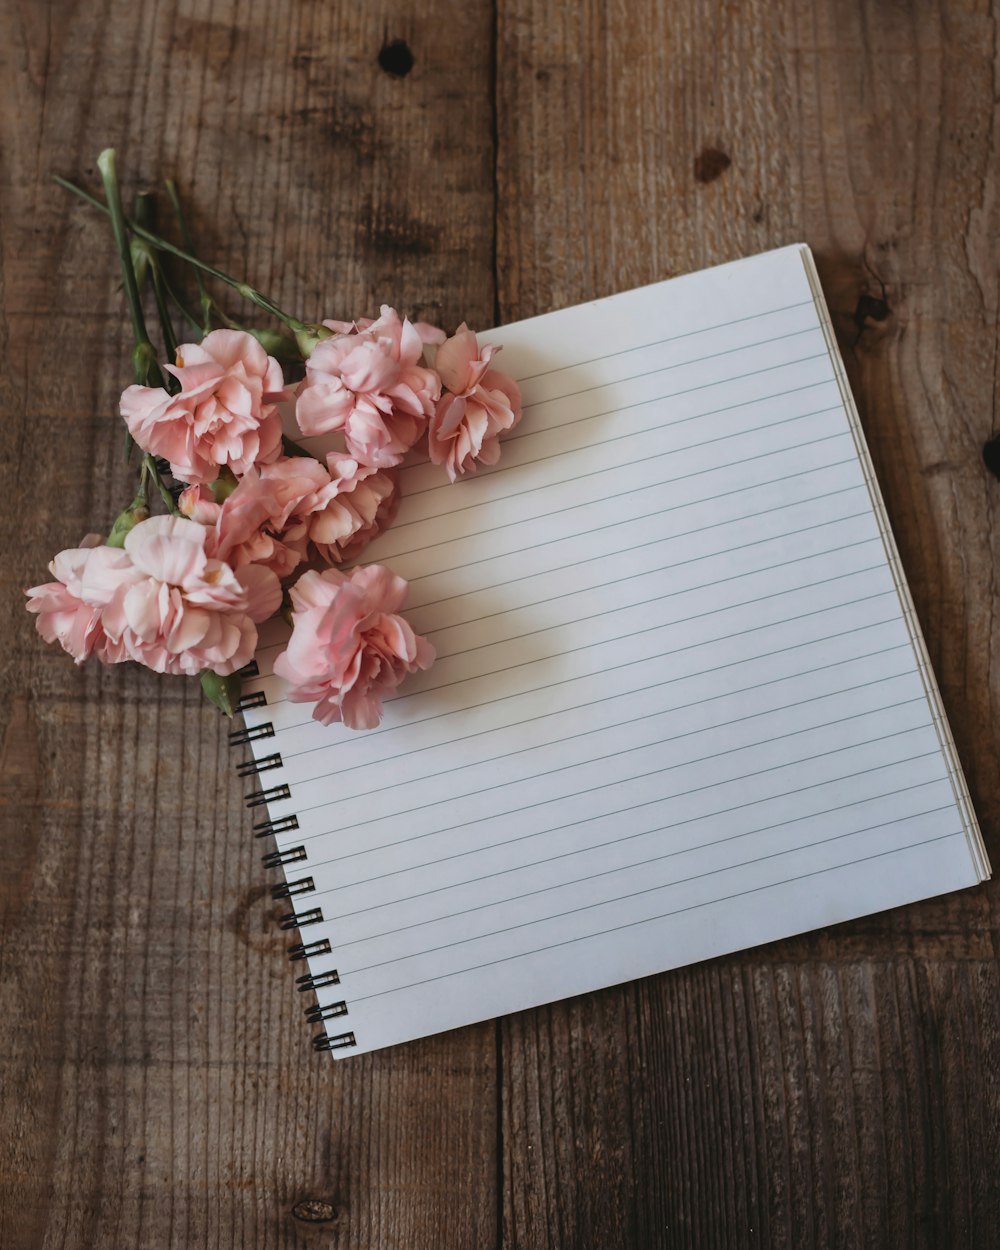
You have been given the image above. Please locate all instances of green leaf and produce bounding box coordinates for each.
[200,670,242,718]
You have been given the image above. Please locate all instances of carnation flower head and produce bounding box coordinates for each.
[295,306,441,468]
[428,325,522,482]
[120,329,287,485]
[273,564,434,730]
[179,465,313,579]
[106,515,281,675]
[25,537,137,665]
[26,516,281,676]
[179,453,399,575]
[307,453,400,565]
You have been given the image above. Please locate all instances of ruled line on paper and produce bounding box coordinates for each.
[298,685,931,876]
[320,795,955,915]
[253,475,871,661]
[513,299,815,382]
[247,460,860,660]
[261,587,898,713]
[259,612,905,741]
[270,625,910,760]
[285,703,933,872]
[307,771,949,894]
[409,483,865,612]
[322,797,956,917]
[396,455,860,585]
[285,663,913,800]
[498,352,831,440]
[422,553,885,656]
[298,389,827,495]
[401,377,840,495]
[382,416,847,545]
[333,804,961,951]
[419,537,880,639]
[294,722,936,850]
[263,520,873,679]
[276,632,909,770]
[466,378,838,459]
[343,833,965,1002]
[403,394,840,501]
[515,330,824,413]
[276,636,912,775]
[284,571,899,797]
[400,370,835,492]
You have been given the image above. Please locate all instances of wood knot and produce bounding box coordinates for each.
[378,39,414,77]
[292,1199,338,1224]
[227,882,284,955]
[694,147,732,184]
[853,291,891,331]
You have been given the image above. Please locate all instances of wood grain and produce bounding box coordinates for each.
[2,0,999,1247]
[0,3,498,1248]
[496,1,1000,1247]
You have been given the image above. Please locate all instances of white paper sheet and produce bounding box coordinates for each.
[240,245,987,1056]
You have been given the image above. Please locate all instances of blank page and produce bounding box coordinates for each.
[241,245,987,1057]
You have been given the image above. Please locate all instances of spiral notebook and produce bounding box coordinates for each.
[235,244,988,1057]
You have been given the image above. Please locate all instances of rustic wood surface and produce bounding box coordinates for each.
[1,1,998,1246]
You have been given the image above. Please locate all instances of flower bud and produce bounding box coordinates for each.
[209,466,240,503]
[294,322,334,360]
[105,491,151,548]
[248,327,301,365]
[200,669,242,718]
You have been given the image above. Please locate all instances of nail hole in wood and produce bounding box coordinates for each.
[983,434,1000,481]
[378,39,413,77]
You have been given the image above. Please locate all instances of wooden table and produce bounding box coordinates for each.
[3,2,998,1246]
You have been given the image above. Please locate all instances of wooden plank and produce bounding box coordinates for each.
[5,0,1000,1246]
[495,1,1000,1246]
[0,2,498,1248]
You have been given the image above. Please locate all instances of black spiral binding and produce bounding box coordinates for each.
[232,676,357,1054]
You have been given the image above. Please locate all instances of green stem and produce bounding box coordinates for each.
[158,267,207,335]
[133,191,179,371]
[165,178,212,335]
[143,453,181,515]
[57,172,308,335]
[150,260,178,363]
[59,176,250,337]
[96,151,165,390]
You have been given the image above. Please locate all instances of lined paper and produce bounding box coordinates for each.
[241,245,987,1057]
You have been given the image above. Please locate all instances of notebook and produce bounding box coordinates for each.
[235,244,989,1057]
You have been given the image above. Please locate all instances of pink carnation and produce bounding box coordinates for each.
[295,306,441,468]
[180,453,399,574]
[120,329,287,485]
[322,314,445,347]
[273,565,434,730]
[179,468,308,579]
[428,325,522,482]
[26,517,280,676]
[306,453,400,564]
[101,516,281,676]
[25,537,138,664]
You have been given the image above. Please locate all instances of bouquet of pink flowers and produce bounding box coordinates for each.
[26,150,522,730]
